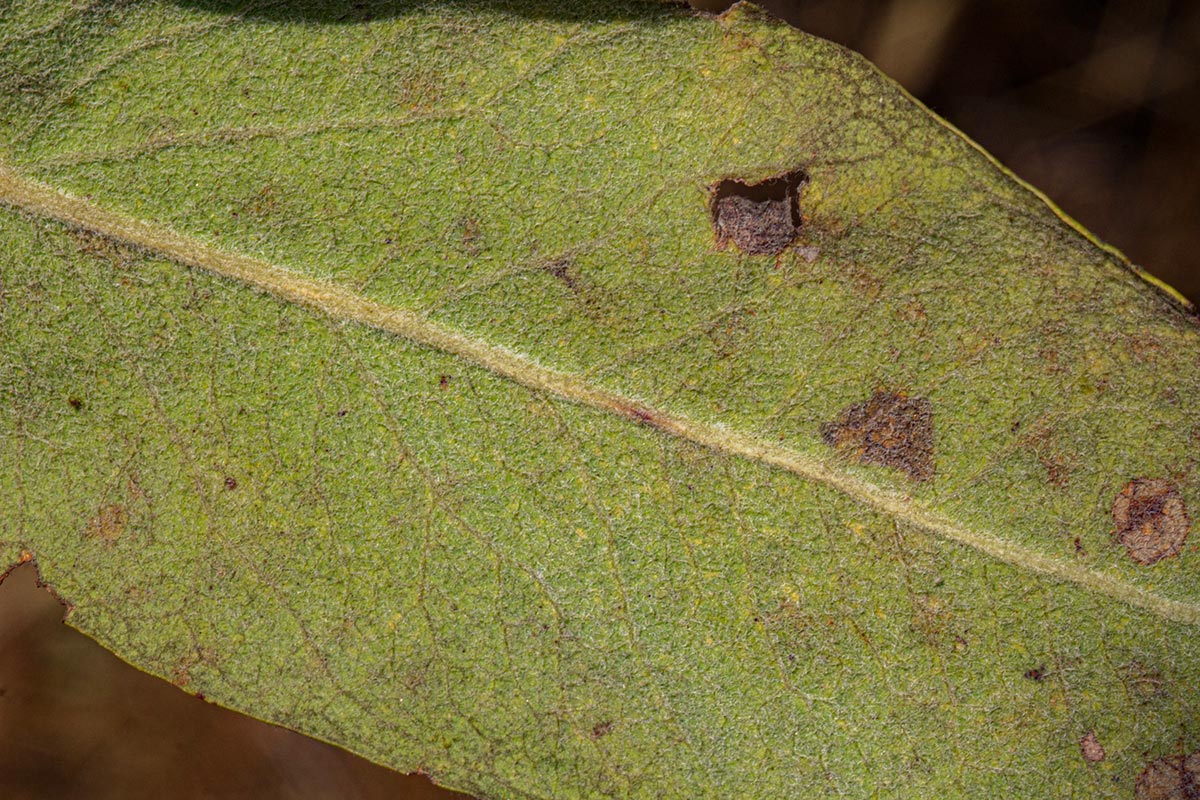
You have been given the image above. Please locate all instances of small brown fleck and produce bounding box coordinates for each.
[1039,451,1072,489]
[542,258,579,292]
[84,504,127,544]
[821,391,934,481]
[1112,478,1191,565]
[590,720,613,739]
[67,396,83,411]
[898,297,927,324]
[1135,752,1200,800]
[710,169,807,256]
[1024,664,1046,681]
[1080,731,1106,763]
[460,217,483,256]
[438,374,451,390]
[224,476,238,491]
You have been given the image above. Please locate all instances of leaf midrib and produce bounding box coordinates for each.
[2,162,1195,626]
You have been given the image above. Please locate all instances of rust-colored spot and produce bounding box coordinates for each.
[821,391,934,482]
[1135,752,1200,800]
[1080,731,1106,763]
[67,396,83,411]
[1112,478,1191,565]
[590,720,613,739]
[1024,664,1047,682]
[710,169,806,256]
[84,504,127,544]
[439,374,451,390]
[224,476,238,491]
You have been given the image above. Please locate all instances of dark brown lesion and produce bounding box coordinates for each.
[821,390,934,482]
[1135,751,1200,800]
[709,169,807,256]
[542,258,580,292]
[1111,478,1191,565]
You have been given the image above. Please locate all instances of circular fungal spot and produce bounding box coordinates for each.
[1135,752,1200,800]
[1080,731,1106,763]
[1112,478,1191,565]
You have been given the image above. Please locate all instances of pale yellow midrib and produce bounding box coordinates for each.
[2,163,1196,627]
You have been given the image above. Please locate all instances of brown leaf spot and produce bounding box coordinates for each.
[1024,664,1047,682]
[70,228,138,265]
[821,391,934,482]
[710,169,806,256]
[1018,418,1076,489]
[542,258,580,292]
[1112,478,1191,565]
[224,476,238,491]
[1080,731,1106,763]
[1135,752,1200,800]
[590,720,613,739]
[84,504,127,544]
[460,216,483,256]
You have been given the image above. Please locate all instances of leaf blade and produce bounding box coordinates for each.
[2,2,1198,797]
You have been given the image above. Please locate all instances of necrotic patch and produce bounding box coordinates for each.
[1135,752,1200,800]
[1112,478,1191,565]
[821,391,934,482]
[709,169,806,256]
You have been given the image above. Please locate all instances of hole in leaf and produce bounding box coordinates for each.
[709,169,807,256]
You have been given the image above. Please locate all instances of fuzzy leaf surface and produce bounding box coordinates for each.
[2,2,1198,797]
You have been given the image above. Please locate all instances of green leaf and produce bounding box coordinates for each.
[2,2,1198,797]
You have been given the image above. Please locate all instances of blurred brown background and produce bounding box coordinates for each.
[2,1,1197,798]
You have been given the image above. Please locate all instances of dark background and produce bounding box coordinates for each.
[2,1,1197,798]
